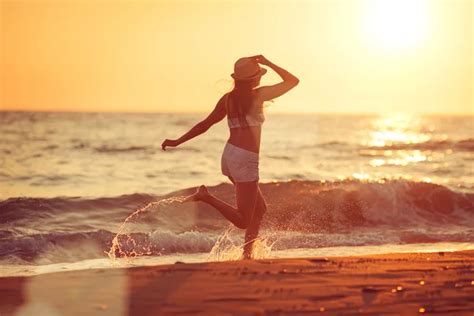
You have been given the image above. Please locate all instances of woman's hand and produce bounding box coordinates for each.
[161,139,179,151]
[251,54,271,66]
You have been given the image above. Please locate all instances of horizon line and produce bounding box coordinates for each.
[0,109,473,116]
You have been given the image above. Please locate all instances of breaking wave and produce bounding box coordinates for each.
[1,179,473,264]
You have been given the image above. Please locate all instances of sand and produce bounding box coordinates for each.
[1,250,473,315]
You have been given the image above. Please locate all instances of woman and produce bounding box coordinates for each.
[161,55,299,259]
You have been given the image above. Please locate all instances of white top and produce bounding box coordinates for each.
[227,113,265,128]
[225,93,265,129]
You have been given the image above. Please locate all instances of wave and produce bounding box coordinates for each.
[0,229,221,264]
[68,140,158,153]
[1,227,473,265]
[362,138,474,152]
[0,193,156,222]
[265,154,293,160]
[0,230,115,263]
[89,144,201,154]
[260,180,474,232]
[318,140,351,147]
[93,145,154,153]
[2,180,473,229]
[293,140,352,150]
[1,179,473,264]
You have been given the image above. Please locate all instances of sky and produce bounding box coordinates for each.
[0,0,472,114]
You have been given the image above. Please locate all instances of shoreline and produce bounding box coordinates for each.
[1,250,473,315]
[1,241,474,278]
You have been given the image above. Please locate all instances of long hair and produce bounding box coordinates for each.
[227,79,256,128]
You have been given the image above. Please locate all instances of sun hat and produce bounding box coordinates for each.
[231,57,267,81]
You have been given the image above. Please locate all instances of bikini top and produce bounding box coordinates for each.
[225,93,265,129]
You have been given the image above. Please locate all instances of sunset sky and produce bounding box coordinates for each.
[1,0,472,114]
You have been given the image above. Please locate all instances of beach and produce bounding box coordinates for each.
[1,250,473,315]
[2,0,473,314]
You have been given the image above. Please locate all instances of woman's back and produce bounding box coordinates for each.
[226,91,265,153]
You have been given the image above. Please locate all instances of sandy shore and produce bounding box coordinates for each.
[1,250,473,315]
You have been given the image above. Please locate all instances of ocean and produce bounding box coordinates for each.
[1,111,473,276]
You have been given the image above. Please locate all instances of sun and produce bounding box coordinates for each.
[363,0,429,51]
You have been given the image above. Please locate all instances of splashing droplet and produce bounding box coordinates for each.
[106,196,187,263]
[207,226,274,262]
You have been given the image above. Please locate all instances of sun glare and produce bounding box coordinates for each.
[364,0,429,51]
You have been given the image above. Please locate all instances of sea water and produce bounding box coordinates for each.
[1,111,473,276]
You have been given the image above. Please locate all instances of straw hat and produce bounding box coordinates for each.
[231,57,267,81]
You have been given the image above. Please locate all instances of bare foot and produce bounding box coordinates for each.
[183,185,209,203]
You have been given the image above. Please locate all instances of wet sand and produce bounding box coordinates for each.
[1,250,473,315]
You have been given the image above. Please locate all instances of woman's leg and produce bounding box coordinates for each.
[186,181,259,229]
[243,186,267,259]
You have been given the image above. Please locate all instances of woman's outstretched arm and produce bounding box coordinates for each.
[161,95,227,150]
[252,55,299,101]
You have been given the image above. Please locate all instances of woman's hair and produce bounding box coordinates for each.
[227,78,257,127]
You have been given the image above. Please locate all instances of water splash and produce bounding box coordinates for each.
[207,226,242,261]
[207,226,274,261]
[106,194,273,265]
[250,237,274,259]
[106,196,187,263]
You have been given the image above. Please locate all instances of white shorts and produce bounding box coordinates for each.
[221,142,259,182]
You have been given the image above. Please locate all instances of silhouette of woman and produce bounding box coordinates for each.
[162,55,299,259]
